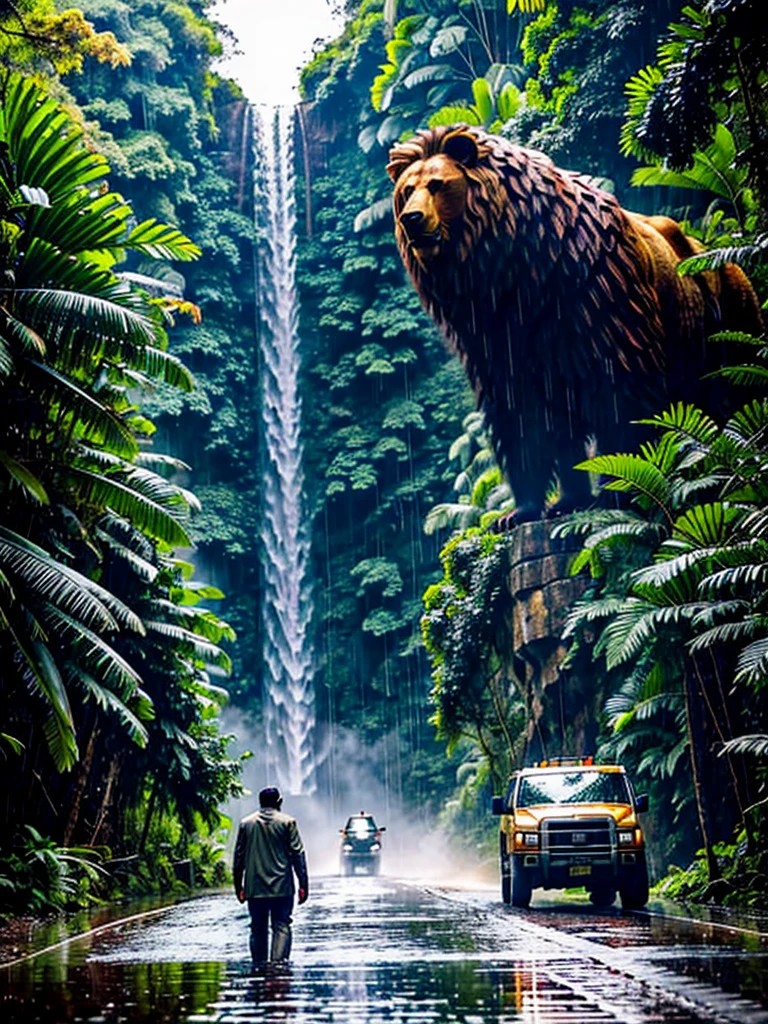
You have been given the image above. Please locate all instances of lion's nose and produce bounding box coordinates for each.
[400,210,424,235]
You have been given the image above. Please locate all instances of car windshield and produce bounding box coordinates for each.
[345,816,376,836]
[516,770,631,807]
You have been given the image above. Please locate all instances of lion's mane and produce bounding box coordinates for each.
[388,125,763,517]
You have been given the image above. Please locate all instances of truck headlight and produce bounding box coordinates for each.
[343,843,353,852]
[618,830,634,845]
[515,832,538,848]
[369,843,381,852]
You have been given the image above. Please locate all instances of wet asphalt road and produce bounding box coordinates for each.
[3,876,768,1024]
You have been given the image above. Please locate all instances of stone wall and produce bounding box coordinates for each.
[506,520,595,759]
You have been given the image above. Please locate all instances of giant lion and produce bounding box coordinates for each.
[387,125,763,519]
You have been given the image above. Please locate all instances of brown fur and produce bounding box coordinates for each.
[388,126,764,518]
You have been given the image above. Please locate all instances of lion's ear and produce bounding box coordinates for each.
[386,157,408,183]
[442,130,478,168]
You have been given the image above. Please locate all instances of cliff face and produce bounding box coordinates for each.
[506,522,596,761]
[219,98,255,215]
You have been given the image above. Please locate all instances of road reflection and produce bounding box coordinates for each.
[0,876,762,1023]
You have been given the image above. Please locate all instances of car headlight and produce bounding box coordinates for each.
[343,843,353,852]
[618,830,634,845]
[515,831,538,848]
[369,843,381,852]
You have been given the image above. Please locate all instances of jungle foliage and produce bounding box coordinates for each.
[372,0,767,898]
[1,0,766,914]
[0,0,246,915]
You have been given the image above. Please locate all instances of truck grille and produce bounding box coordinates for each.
[541,817,615,864]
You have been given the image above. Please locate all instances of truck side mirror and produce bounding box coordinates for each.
[635,793,649,813]
[379,826,386,832]
[491,795,505,815]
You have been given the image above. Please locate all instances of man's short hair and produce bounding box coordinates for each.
[259,786,282,808]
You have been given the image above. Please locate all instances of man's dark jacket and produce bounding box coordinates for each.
[233,807,308,898]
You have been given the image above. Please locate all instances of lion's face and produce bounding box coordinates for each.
[389,130,482,269]
[392,153,469,265]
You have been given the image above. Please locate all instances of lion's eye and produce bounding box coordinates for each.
[402,184,415,201]
[427,180,443,195]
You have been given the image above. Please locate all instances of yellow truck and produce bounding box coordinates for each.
[492,759,649,909]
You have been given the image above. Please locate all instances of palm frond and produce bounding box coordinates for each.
[0,308,47,357]
[353,198,393,233]
[734,637,768,686]
[0,450,49,504]
[702,558,768,596]
[424,502,481,535]
[61,468,192,548]
[133,452,191,473]
[148,600,234,644]
[550,507,641,540]
[637,402,719,445]
[672,502,741,546]
[597,599,662,669]
[678,233,768,275]
[144,621,232,673]
[14,631,78,771]
[0,527,121,632]
[620,65,665,160]
[563,595,635,638]
[690,617,760,651]
[140,346,194,391]
[673,473,727,504]
[124,220,201,262]
[94,527,159,582]
[4,76,110,201]
[631,547,710,590]
[710,364,768,389]
[99,511,156,561]
[71,668,150,747]
[724,400,768,447]
[26,188,131,256]
[17,286,155,350]
[27,361,138,458]
[574,453,672,516]
[47,607,143,695]
[719,733,768,758]
[122,465,196,512]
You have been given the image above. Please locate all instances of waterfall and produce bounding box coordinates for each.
[254,106,316,796]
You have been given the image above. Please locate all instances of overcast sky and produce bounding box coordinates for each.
[211,0,344,106]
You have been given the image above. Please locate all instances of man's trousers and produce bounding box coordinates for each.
[247,895,294,962]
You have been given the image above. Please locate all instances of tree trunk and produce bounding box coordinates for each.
[62,721,99,847]
[683,663,720,882]
[137,774,160,855]
[89,755,119,847]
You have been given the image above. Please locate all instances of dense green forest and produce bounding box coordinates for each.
[0,0,766,916]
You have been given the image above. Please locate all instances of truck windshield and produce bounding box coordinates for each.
[517,771,631,807]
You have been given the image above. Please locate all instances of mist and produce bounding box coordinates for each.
[220,711,491,886]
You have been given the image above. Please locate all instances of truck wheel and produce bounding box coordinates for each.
[511,862,532,909]
[500,835,511,905]
[589,886,616,907]
[501,857,511,905]
[620,867,649,910]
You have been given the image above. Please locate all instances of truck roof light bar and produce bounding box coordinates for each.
[536,756,594,768]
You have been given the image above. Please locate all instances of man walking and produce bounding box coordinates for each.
[233,786,309,962]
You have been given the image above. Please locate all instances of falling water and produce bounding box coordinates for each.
[254,106,316,796]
